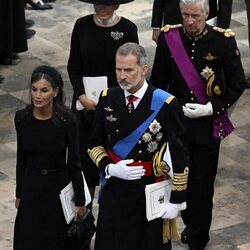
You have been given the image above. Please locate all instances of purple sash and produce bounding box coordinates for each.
[164,29,234,139]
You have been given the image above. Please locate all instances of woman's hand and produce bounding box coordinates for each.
[78,94,96,111]
[15,198,20,209]
[74,206,87,220]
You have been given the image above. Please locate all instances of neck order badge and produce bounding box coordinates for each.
[126,95,138,113]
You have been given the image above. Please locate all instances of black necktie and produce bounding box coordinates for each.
[126,95,138,113]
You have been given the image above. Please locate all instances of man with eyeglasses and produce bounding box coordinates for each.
[150,0,246,249]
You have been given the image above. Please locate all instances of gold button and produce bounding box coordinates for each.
[116,129,119,133]
[191,97,194,100]
[138,150,142,154]
[138,160,142,163]
[138,140,142,144]
[192,43,195,46]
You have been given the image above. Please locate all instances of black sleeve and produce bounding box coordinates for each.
[150,32,171,90]
[67,113,85,206]
[151,0,165,28]
[88,93,113,177]
[217,0,233,28]
[210,37,246,115]
[15,111,27,199]
[67,20,85,98]
[165,98,189,203]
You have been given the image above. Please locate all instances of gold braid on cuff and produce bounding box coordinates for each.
[87,146,108,167]
[172,167,189,191]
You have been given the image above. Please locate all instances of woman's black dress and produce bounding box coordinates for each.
[13,109,85,250]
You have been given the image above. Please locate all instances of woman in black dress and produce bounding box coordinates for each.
[67,0,139,208]
[14,65,86,250]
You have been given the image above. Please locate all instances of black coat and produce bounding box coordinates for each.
[88,84,189,250]
[0,0,27,63]
[151,0,233,29]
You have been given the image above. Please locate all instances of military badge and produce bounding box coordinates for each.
[147,141,158,153]
[149,120,162,134]
[106,115,117,122]
[104,106,113,112]
[202,53,217,61]
[200,66,215,80]
[142,132,152,143]
[156,132,163,141]
[110,31,124,40]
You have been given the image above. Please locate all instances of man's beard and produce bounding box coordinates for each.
[118,74,141,91]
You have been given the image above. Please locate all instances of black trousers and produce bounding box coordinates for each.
[181,140,221,249]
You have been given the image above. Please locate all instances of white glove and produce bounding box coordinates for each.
[157,202,186,219]
[107,159,145,180]
[182,102,213,119]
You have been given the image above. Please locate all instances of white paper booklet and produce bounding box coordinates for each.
[60,172,91,224]
[76,76,108,111]
[145,179,172,221]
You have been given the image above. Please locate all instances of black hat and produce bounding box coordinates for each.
[32,65,64,87]
[79,0,134,4]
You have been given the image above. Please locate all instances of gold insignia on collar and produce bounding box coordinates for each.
[202,53,217,61]
[104,106,113,112]
[236,49,239,56]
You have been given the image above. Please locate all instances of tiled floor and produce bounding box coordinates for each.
[0,0,249,249]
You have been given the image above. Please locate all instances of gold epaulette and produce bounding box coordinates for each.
[165,95,175,104]
[87,146,108,167]
[213,27,235,37]
[161,24,183,32]
[102,88,109,97]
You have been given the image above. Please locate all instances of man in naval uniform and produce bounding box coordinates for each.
[88,42,189,250]
[150,0,246,249]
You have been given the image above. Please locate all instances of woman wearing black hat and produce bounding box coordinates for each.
[13,65,86,250]
[67,0,139,210]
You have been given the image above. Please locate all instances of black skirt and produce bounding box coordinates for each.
[14,168,70,250]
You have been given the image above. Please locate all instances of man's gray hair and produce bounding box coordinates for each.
[116,42,147,66]
[180,0,209,13]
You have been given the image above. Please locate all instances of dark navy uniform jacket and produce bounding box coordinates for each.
[150,25,246,145]
[88,84,189,203]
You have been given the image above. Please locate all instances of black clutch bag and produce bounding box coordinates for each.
[66,208,96,250]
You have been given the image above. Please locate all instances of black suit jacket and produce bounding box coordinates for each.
[151,0,233,29]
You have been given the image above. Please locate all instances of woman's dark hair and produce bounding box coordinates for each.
[29,65,70,126]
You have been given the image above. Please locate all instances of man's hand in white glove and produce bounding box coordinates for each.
[107,159,145,180]
[157,202,186,219]
[182,102,213,119]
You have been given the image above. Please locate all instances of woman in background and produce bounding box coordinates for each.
[67,0,138,209]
